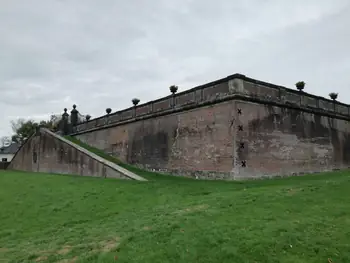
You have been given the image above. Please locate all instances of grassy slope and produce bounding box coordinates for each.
[63,136,192,181]
[1,169,350,263]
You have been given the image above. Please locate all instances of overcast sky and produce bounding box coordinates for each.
[1,0,350,138]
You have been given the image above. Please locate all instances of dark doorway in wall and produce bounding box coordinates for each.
[33,151,37,163]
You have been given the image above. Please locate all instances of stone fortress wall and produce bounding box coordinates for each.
[69,73,350,179]
[9,128,146,181]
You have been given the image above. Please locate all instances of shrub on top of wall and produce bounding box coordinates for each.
[295,81,305,92]
[132,98,140,106]
[329,92,338,101]
[169,85,178,94]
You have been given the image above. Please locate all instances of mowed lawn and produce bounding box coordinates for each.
[1,170,350,263]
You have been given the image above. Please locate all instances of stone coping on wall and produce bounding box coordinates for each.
[72,73,350,135]
[71,92,350,136]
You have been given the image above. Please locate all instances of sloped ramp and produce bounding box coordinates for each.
[8,128,146,181]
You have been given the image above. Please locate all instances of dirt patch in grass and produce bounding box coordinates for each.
[174,204,209,215]
[57,246,72,255]
[35,255,48,262]
[56,256,78,263]
[35,245,71,262]
[34,240,117,262]
[285,188,304,196]
[99,237,121,252]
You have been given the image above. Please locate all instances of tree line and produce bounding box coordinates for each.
[1,115,60,147]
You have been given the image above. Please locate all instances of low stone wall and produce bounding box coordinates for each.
[8,128,146,181]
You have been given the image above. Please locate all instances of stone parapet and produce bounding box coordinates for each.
[71,74,350,135]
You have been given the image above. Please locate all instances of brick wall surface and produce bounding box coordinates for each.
[233,101,350,179]
[76,101,236,179]
[71,74,350,180]
[9,130,131,179]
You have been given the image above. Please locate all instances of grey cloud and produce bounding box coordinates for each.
[1,0,350,137]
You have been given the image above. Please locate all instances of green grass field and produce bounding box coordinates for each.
[1,170,350,263]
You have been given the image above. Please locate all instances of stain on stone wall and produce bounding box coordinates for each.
[233,101,350,179]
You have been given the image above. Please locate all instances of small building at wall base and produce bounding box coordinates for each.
[0,142,19,163]
[0,142,19,169]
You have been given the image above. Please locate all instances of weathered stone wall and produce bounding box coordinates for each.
[75,102,236,179]
[71,74,350,180]
[233,100,350,179]
[8,129,145,180]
